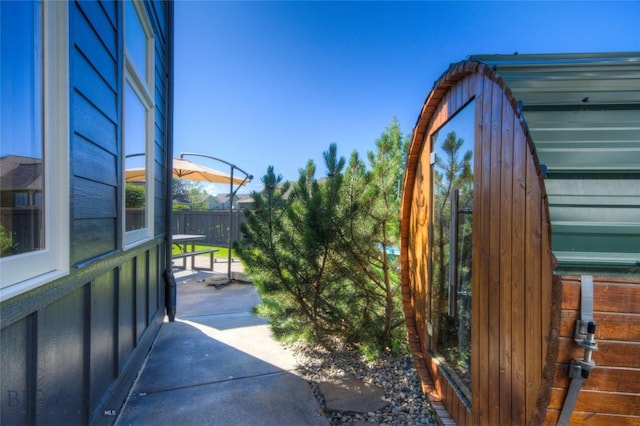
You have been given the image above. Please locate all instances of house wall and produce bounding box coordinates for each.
[0,1,172,424]
[401,62,556,425]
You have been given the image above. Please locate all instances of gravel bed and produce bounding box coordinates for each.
[290,342,437,425]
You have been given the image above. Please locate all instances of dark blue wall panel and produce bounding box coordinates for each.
[73,1,117,89]
[76,1,117,57]
[72,136,118,186]
[148,246,160,316]
[36,289,84,424]
[72,51,117,122]
[71,95,118,157]
[118,260,135,373]
[99,0,117,30]
[73,178,118,219]
[136,253,149,341]
[71,219,117,264]
[89,270,117,414]
[0,318,29,424]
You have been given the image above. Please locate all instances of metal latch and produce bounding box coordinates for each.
[570,320,597,379]
[557,276,598,426]
[574,320,598,353]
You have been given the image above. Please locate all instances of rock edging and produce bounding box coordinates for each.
[290,343,437,425]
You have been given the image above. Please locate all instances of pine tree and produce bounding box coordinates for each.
[431,130,473,379]
[237,120,410,355]
[334,118,409,351]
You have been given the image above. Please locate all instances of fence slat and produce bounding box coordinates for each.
[172,210,245,246]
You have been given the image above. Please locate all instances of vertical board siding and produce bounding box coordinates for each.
[149,246,160,317]
[89,271,117,415]
[37,289,85,424]
[0,318,29,424]
[401,63,555,425]
[118,259,135,371]
[487,78,503,426]
[410,137,431,354]
[136,253,149,341]
[545,275,640,425]
[511,104,528,426]
[525,145,543,418]
[499,95,515,426]
[475,75,493,424]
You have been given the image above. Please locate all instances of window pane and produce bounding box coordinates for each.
[125,0,147,79]
[124,83,147,232]
[0,1,44,257]
[430,100,474,398]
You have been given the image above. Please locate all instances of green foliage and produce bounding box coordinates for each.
[187,186,210,210]
[236,119,410,357]
[0,225,13,256]
[431,130,473,389]
[171,178,210,210]
[172,203,190,211]
[125,183,145,208]
[172,178,189,201]
[171,243,236,259]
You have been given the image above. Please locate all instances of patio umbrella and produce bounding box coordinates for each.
[125,157,247,186]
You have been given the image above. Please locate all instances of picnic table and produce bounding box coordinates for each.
[172,234,217,271]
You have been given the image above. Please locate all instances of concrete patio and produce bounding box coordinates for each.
[115,259,329,426]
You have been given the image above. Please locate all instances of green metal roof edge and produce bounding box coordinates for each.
[468,51,640,66]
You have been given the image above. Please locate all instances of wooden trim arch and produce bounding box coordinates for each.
[400,61,560,425]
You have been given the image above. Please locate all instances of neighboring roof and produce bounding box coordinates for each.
[0,155,43,191]
[211,194,233,204]
[205,193,252,208]
[237,194,253,204]
[470,52,640,271]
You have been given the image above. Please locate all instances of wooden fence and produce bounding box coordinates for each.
[172,210,247,246]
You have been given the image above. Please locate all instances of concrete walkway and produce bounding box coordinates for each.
[116,260,328,426]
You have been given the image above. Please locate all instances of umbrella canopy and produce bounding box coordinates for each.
[126,157,247,185]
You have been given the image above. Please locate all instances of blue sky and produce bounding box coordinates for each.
[173,1,640,194]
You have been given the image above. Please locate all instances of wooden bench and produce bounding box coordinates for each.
[172,249,218,271]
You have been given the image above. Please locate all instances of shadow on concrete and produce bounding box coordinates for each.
[115,269,328,426]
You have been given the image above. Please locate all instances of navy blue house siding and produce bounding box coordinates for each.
[0,1,173,424]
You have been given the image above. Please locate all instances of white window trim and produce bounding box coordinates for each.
[123,0,155,248]
[0,1,70,301]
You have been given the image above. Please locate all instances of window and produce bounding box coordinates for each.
[429,100,475,402]
[0,1,69,298]
[123,0,154,246]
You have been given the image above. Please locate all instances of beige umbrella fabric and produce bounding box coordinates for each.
[126,157,247,185]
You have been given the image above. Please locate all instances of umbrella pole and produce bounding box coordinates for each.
[227,167,233,282]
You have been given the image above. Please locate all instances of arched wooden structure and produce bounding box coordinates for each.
[400,53,640,425]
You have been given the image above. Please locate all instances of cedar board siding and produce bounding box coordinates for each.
[544,275,640,425]
[0,1,171,424]
[401,62,556,425]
